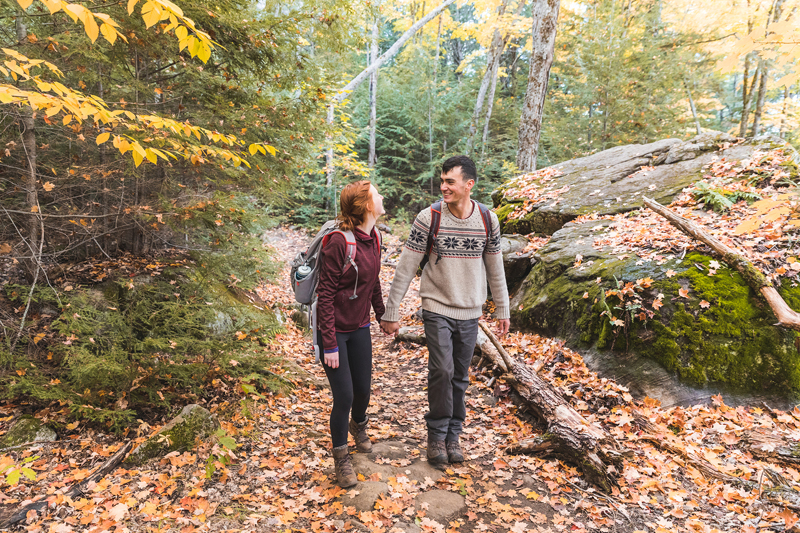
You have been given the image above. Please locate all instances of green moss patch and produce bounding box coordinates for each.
[513,250,800,394]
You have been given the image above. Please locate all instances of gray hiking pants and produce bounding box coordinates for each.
[422,310,480,441]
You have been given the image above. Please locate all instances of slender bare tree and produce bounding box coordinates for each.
[325,0,456,197]
[516,0,560,172]
[368,19,379,168]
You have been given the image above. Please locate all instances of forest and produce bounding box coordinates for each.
[1,0,800,531]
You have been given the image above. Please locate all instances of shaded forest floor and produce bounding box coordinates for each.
[3,226,800,532]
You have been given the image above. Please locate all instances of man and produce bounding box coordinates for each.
[380,154,510,467]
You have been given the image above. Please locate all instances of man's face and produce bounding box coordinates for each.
[440,166,473,206]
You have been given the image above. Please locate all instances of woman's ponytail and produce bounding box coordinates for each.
[337,180,372,231]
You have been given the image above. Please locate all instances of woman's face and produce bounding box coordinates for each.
[369,184,385,219]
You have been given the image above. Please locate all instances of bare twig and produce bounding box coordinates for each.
[478,321,514,370]
[0,441,133,529]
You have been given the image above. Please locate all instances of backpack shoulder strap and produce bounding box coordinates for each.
[427,201,443,256]
[476,202,493,239]
[322,229,358,274]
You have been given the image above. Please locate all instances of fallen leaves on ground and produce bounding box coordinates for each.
[2,226,800,533]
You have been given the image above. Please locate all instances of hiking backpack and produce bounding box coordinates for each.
[419,200,493,270]
[289,221,381,361]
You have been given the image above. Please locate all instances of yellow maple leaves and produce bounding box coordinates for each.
[2,1,275,170]
[733,193,800,235]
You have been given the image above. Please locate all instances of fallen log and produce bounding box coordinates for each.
[0,441,133,529]
[477,322,626,492]
[643,196,800,331]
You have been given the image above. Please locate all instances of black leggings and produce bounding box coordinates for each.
[318,327,373,448]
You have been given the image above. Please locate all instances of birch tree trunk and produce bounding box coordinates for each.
[740,62,758,137]
[779,85,790,138]
[333,0,455,104]
[751,62,768,136]
[368,19,379,168]
[516,0,561,172]
[16,11,41,282]
[684,78,701,135]
[428,14,442,165]
[324,105,335,211]
[480,58,501,163]
[325,0,455,207]
[466,0,509,156]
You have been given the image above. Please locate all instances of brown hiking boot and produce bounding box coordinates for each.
[349,417,373,453]
[446,439,464,463]
[427,437,448,468]
[332,445,357,488]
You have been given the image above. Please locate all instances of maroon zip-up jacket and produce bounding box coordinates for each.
[316,227,385,352]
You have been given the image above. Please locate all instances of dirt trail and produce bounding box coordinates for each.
[4,226,794,533]
[248,226,643,533]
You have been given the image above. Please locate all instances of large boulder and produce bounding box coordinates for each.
[502,135,800,404]
[494,133,788,236]
[510,218,800,404]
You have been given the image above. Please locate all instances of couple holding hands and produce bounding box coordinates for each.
[315,155,510,487]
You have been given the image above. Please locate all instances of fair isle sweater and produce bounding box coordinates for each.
[383,201,510,322]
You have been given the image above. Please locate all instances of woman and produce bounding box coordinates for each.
[316,180,386,488]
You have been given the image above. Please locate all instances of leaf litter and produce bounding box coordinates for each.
[2,223,800,532]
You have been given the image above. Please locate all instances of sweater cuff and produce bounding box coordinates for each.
[382,307,400,322]
[324,347,339,354]
[494,306,510,320]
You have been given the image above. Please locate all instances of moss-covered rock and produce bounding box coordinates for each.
[126,404,219,465]
[511,220,800,399]
[1,416,56,447]
[495,133,792,235]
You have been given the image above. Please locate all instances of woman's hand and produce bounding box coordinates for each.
[324,349,340,369]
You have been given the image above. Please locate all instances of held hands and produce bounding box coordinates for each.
[494,319,510,338]
[324,349,339,369]
[380,320,399,336]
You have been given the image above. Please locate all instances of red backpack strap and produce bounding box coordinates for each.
[477,202,492,240]
[322,229,358,274]
[427,201,442,255]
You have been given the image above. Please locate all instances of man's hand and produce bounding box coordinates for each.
[494,319,510,337]
[324,350,339,369]
[380,320,399,336]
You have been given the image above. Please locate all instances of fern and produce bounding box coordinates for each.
[691,181,761,213]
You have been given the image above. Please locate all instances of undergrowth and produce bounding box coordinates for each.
[0,194,290,432]
[1,273,285,432]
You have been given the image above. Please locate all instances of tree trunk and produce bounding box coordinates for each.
[516,0,561,172]
[642,196,800,331]
[466,36,502,156]
[16,11,40,282]
[368,19,379,168]
[479,58,500,163]
[683,77,701,135]
[428,14,442,164]
[324,105,335,211]
[477,322,625,492]
[751,62,769,136]
[740,61,758,137]
[334,0,455,104]
[466,0,509,156]
[779,85,790,138]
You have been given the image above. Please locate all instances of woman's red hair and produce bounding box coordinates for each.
[337,180,373,231]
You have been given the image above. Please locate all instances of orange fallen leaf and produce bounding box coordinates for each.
[678,288,689,298]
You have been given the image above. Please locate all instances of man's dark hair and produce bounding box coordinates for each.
[441,155,477,183]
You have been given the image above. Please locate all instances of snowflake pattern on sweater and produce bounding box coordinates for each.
[406,203,501,259]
